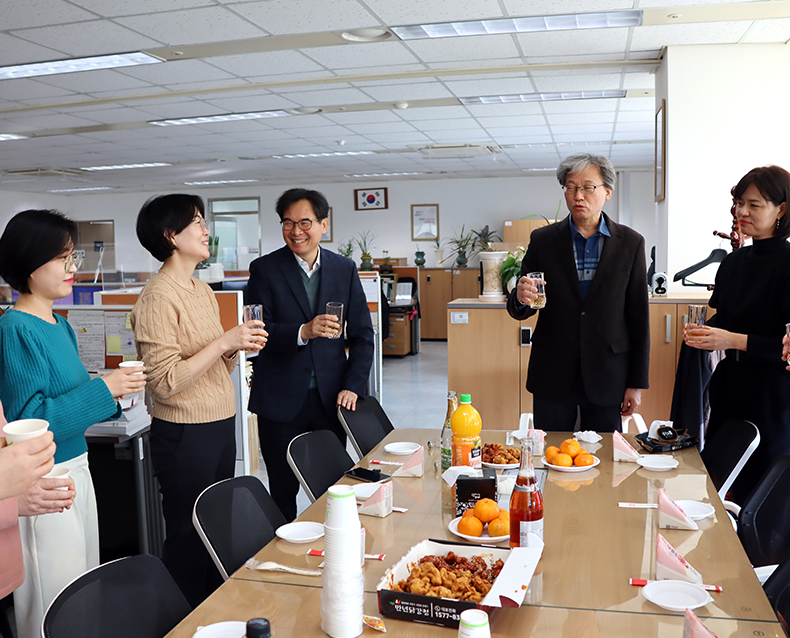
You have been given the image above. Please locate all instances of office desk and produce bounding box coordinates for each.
[166,430,783,637]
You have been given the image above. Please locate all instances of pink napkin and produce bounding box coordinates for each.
[658,489,698,531]
[358,481,393,518]
[392,446,424,477]
[656,533,703,583]
[613,431,641,463]
[683,608,719,637]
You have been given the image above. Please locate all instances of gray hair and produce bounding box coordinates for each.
[556,153,616,191]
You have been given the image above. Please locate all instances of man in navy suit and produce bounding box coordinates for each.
[507,153,650,432]
[246,188,374,519]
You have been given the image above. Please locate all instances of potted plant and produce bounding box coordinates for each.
[445,225,477,268]
[473,225,508,299]
[471,225,502,253]
[414,246,426,267]
[431,237,445,266]
[354,231,376,271]
[380,249,393,273]
[500,246,526,295]
[337,238,354,259]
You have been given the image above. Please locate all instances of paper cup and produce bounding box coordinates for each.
[325,485,359,527]
[119,361,144,374]
[458,609,491,638]
[42,466,70,490]
[2,419,49,444]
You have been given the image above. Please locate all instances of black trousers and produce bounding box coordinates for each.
[149,416,236,608]
[257,388,346,522]
[533,363,622,433]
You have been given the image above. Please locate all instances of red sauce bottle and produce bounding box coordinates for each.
[509,437,543,548]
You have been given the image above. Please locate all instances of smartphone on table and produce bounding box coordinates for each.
[344,467,390,482]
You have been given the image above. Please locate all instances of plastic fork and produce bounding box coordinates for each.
[245,558,321,576]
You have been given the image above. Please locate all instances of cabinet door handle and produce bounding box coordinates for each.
[665,314,672,343]
[427,275,431,283]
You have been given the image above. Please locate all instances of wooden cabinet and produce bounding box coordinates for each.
[419,268,481,339]
[502,219,549,246]
[383,312,411,356]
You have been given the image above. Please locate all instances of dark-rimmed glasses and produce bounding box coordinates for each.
[562,184,606,195]
[281,218,318,231]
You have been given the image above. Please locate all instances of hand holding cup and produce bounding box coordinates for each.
[103,363,147,398]
[516,273,546,309]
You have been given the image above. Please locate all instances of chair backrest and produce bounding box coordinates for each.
[41,554,190,638]
[286,430,354,502]
[192,476,286,581]
[621,413,647,434]
[701,418,761,501]
[337,395,395,458]
[764,554,790,634]
[738,455,790,568]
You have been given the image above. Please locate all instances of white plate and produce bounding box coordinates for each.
[384,442,421,456]
[482,461,520,470]
[541,455,600,473]
[675,500,716,521]
[637,455,679,471]
[642,580,713,612]
[448,516,509,544]
[192,621,246,638]
[275,521,324,543]
[352,483,381,501]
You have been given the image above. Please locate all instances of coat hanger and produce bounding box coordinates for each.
[673,247,728,286]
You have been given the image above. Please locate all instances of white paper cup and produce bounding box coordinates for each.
[458,609,491,638]
[2,419,49,444]
[325,485,359,527]
[119,361,144,374]
[42,466,70,490]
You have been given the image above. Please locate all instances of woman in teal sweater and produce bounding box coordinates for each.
[0,209,144,638]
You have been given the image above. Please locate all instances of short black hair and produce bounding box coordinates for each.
[275,188,329,221]
[733,165,790,241]
[0,209,77,294]
[136,194,205,262]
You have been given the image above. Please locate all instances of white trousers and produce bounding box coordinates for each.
[13,453,99,638]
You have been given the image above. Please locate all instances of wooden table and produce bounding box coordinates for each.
[166,430,784,637]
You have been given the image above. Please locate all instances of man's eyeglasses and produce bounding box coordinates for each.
[281,218,318,231]
[61,251,85,272]
[562,184,606,195]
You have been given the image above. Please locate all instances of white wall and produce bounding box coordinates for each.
[662,43,790,291]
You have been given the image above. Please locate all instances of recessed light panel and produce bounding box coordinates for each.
[81,162,172,171]
[184,179,260,185]
[0,52,162,80]
[150,111,291,127]
[460,90,626,105]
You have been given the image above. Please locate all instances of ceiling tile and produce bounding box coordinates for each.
[206,51,326,77]
[630,22,751,51]
[228,0,379,35]
[0,32,69,65]
[362,0,505,25]
[303,42,420,68]
[443,77,537,97]
[358,83,454,101]
[117,59,237,85]
[345,121,419,135]
[546,111,615,125]
[618,96,655,111]
[7,112,100,131]
[542,99,617,113]
[477,114,547,127]
[532,72,623,92]
[416,119,485,132]
[516,27,629,57]
[504,0,633,13]
[405,35,522,63]
[323,110,404,124]
[741,18,790,43]
[395,105,471,120]
[276,87,376,106]
[69,0,215,17]
[2,0,96,30]
[117,7,267,45]
[465,102,543,117]
[0,78,77,100]
[200,94,302,112]
[10,21,162,56]
[36,69,153,93]
[361,132,431,144]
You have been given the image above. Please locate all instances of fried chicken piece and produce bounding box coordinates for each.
[426,586,453,598]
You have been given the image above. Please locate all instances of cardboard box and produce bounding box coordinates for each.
[377,538,543,628]
[454,468,497,517]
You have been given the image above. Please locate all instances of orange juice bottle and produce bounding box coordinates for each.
[451,394,482,468]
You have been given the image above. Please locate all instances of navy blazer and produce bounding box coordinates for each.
[246,246,374,423]
[507,213,650,405]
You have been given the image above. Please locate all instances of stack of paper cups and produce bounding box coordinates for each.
[457,609,491,638]
[321,484,364,638]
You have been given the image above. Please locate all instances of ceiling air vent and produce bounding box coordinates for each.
[417,144,501,158]
[5,167,86,178]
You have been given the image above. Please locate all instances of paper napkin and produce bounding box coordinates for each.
[358,481,393,518]
[656,533,703,584]
[391,446,424,477]
[613,430,641,462]
[684,608,719,637]
[658,489,698,531]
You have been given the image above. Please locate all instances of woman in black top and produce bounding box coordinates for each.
[685,165,790,502]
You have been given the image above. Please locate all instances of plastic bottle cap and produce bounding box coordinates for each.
[246,618,271,638]
[460,394,471,403]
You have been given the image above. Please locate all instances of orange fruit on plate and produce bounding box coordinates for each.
[474,498,500,523]
[488,517,509,538]
[560,439,582,459]
[544,446,560,463]
[498,508,510,520]
[462,508,476,518]
[574,453,595,467]
[457,515,483,537]
[552,453,573,467]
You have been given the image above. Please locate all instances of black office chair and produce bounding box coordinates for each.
[764,554,790,635]
[338,395,395,458]
[700,417,760,502]
[738,456,790,569]
[193,476,286,580]
[41,554,190,638]
[286,430,354,502]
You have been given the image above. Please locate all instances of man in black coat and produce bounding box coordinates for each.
[507,153,650,432]
[246,188,374,519]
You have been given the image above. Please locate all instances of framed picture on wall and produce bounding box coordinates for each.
[320,207,333,243]
[354,187,388,210]
[411,204,439,241]
[655,99,666,203]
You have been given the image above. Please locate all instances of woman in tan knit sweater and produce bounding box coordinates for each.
[131,194,266,606]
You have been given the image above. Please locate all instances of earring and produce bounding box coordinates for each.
[778,218,782,229]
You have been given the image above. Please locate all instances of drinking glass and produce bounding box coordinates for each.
[688,305,707,327]
[326,302,344,339]
[527,272,546,309]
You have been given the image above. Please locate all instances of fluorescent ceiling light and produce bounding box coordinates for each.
[0,133,27,141]
[150,111,291,127]
[272,151,375,159]
[81,162,172,171]
[184,179,260,185]
[392,11,642,39]
[461,90,626,105]
[48,187,114,192]
[0,52,161,81]
[344,172,424,178]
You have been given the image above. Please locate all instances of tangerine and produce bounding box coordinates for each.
[498,508,510,520]
[545,445,560,462]
[552,453,573,467]
[462,508,476,518]
[473,498,500,523]
[488,517,509,537]
[574,453,595,467]
[457,515,483,537]
[560,439,582,459]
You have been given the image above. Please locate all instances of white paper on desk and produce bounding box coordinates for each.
[482,537,544,608]
[392,447,424,477]
[67,310,105,372]
[441,466,479,487]
[358,481,393,518]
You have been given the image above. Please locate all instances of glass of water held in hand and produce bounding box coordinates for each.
[326,302,344,339]
[243,304,263,353]
[527,272,546,309]
[688,305,707,328]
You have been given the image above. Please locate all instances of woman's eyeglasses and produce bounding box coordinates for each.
[61,251,85,272]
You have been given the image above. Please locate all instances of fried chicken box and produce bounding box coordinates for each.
[377,538,543,628]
